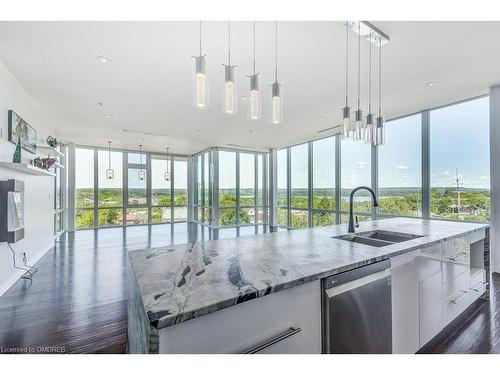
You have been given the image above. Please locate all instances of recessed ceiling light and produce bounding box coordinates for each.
[426,81,437,87]
[195,129,201,132]
[103,114,111,118]
[240,96,248,101]
[96,56,108,64]
[318,116,324,121]
[97,102,103,107]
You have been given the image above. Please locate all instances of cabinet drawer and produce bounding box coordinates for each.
[442,238,470,283]
[470,269,487,303]
[443,271,471,325]
[158,280,321,354]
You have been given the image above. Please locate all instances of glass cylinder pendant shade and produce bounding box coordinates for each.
[353,109,364,141]
[193,55,208,109]
[365,113,375,145]
[376,116,385,145]
[271,81,282,125]
[248,74,261,121]
[342,106,352,139]
[224,65,237,114]
[164,171,170,182]
[138,170,145,181]
[106,168,114,180]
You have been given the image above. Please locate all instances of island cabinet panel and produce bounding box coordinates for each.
[158,280,321,354]
[391,250,420,354]
[419,270,443,347]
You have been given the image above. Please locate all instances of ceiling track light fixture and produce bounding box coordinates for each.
[138,144,145,181]
[223,21,237,115]
[247,21,261,121]
[271,21,282,125]
[365,30,375,145]
[106,140,114,180]
[192,21,208,109]
[164,147,171,182]
[342,21,353,139]
[353,21,364,142]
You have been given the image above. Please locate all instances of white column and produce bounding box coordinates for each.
[489,86,500,274]
[67,143,76,232]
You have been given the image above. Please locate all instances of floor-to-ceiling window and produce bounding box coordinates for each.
[378,114,422,217]
[312,137,336,226]
[75,148,95,229]
[277,148,288,227]
[97,149,123,227]
[290,143,309,228]
[173,159,188,221]
[218,150,237,226]
[340,137,372,222]
[74,146,188,229]
[430,96,490,222]
[151,157,171,224]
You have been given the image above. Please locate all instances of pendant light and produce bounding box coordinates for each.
[138,145,145,181]
[192,21,208,109]
[353,22,364,141]
[376,37,385,146]
[341,21,352,138]
[365,30,375,145]
[247,21,261,121]
[223,21,237,115]
[271,21,282,125]
[164,147,171,182]
[106,140,114,180]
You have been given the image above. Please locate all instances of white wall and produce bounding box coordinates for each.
[0,60,56,296]
[490,86,500,274]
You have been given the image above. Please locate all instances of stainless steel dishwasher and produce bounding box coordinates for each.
[322,259,392,354]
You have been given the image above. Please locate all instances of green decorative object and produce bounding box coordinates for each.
[13,139,22,163]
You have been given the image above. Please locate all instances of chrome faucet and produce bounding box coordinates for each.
[348,186,379,234]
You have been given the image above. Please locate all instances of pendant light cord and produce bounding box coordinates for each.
[368,31,372,114]
[166,147,169,173]
[199,21,202,56]
[228,21,231,65]
[345,21,349,107]
[378,38,382,117]
[274,21,278,82]
[108,141,111,169]
[252,21,256,75]
[357,22,361,111]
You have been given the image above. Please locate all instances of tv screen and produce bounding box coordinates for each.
[7,191,24,232]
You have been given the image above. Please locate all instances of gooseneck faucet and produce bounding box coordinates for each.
[348,186,379,234]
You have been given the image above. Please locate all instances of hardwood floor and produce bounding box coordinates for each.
[0,223,269,354]
[0,222,499,354]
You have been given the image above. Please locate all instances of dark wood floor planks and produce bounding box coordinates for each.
[0,222,499,354]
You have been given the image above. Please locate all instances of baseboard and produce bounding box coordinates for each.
[0,241,55,297]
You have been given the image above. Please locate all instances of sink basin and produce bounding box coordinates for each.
[333,230,424,248]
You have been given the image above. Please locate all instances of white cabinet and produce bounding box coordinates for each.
[158,279,321,354]
[391,251,420,354]
[419,270,443,346]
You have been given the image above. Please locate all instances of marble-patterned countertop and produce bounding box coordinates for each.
[128,218,488,330]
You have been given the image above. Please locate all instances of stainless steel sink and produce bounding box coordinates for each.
[333,230,424,248]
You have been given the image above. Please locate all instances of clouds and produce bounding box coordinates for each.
[396,165,409,171]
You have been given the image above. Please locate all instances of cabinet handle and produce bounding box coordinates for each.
[448,290,470,304]
[243,327,302,354]
[471,281,489,292]
[446,252,469,262]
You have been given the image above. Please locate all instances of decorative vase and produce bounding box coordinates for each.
[13,139,22,163]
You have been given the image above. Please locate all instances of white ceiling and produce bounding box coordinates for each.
[0,21,499,155]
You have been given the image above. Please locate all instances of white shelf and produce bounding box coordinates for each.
[37,144,64,157]
[53,162,65,169]
[0,162,56,176]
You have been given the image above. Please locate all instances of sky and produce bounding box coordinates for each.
[75,96,490,192]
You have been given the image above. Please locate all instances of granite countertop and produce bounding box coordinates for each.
[128,218,488,330]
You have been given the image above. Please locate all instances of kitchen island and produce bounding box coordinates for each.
[127,218,488,354]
